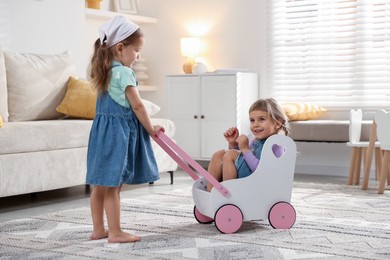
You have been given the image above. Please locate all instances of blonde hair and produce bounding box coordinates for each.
[249,98,289,135]
[89,29,143,93]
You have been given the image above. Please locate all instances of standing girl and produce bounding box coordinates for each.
[86,16,164,243]
[207,98,289,192]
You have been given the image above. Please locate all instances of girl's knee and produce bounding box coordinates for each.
[213,149,225,157]
[211,149,225,161]
[223,150,239,162]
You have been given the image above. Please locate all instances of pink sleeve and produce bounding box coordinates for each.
[243,151,259,172]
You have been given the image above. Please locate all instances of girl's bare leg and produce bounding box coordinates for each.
[105,186,141,243]
[90,186,109,240]
[222,150,239,181]
[207,150,226,192]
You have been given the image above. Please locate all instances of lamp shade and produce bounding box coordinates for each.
[180,37,201,57]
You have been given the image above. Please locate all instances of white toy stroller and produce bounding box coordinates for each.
[153,131,297,234]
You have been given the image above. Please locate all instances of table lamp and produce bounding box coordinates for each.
[180,37,201,74]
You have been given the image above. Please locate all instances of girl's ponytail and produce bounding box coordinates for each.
[89,39,113,93]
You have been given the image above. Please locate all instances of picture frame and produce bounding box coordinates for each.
[114,0,138,14]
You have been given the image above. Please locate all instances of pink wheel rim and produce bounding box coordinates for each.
[214,204,243,234]
[269,202,296,229]
[194,206,213,223]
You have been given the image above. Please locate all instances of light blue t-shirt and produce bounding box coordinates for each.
[108,61,137,108]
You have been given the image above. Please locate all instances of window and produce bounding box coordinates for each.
[267,0,390,109]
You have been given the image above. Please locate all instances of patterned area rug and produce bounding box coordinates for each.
[1,182,390,260]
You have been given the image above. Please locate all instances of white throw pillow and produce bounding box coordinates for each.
[5,50,76,121]
[142,99,160,116]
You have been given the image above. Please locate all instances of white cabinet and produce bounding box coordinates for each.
[166,73,258,160]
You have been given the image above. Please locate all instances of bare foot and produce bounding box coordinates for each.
[108,231,141,243]
[90,229,109,240]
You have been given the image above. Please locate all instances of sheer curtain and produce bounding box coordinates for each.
[267,0,390,109]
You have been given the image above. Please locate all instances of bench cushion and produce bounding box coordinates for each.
[289,120,372,142]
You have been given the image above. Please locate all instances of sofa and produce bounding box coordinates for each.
[0,46,177,198]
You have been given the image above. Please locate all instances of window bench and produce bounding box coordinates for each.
[288,119,374,178]
[289,120,372,143]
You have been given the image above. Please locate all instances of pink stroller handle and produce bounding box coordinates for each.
[152,131,230,197]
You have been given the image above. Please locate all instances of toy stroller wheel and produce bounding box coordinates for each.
[268,201,296,229]
[214,204,243,234]
[194,206,213,224]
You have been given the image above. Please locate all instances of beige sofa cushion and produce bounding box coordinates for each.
[0,118,175,155]
[4,50,76,122]
[0,45,8,122]
[0,120,92,155]
[0,148,88,198]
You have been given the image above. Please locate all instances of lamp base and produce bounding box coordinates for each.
[86,0,101,9]
[183,57,196,74]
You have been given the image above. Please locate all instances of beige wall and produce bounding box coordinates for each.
[2,0,267,116]
[136,0,267,117]
[1,0,88,78]
[1,0,365,177]
[93,0,267,116]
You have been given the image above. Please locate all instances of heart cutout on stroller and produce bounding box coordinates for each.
[272,144,286,158]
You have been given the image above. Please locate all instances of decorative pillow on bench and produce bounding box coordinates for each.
[282,102,326,121]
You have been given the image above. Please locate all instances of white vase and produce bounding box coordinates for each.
[192,62,208,74]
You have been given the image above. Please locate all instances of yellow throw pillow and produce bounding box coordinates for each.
[56,77,97,119]
[0,114,3,127]
[282,102,326,121]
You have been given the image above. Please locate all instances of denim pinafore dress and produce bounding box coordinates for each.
[86,75,159,187]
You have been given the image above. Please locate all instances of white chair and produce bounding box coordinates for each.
[374,110,390,194]
[347,109,380,186]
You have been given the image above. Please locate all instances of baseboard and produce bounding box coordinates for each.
[295,164,376,179]
[294,141,377,179]
[295,164,349,177]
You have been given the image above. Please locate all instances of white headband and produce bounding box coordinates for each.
[99,16,139,48]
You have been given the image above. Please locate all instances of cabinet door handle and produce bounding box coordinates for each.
[201,115,205,119]
[194,115,198,119]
